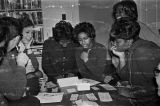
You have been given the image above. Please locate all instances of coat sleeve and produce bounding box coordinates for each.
[42,41,54,77]
[134,46,160,88]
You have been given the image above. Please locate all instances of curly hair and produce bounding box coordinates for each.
[53,20,73,42]
[73,22,96,41]
[0,17,22,40]
[110,18,140,41]
[19,13,34,28]
[0,25,9,58]
[112,0,138,21]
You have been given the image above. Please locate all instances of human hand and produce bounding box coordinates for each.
[18,41,26,53]
[111,56,119,68]
[68,73,75,77]
[26,77,40,95]
[80,51,89,62]
[16,52,29,67]
[110,46,125,59]
[45,81,57,88]
[104,75,113,83]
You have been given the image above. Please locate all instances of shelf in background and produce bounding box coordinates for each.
[0,8,42,12]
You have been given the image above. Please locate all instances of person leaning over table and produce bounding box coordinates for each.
[73,22,116,82]
[109,18,160,106]
[42,20,78,87]
[0,17,40,106]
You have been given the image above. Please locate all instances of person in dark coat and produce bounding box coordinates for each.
[110,18,160,106]
[42,20,78,86]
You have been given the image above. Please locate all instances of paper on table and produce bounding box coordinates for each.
[80,78,100,86]
[99,84,117,91]
[98,92,113,102]
[76,82,90,91]
[67,88,77,93]
[35,92,64,103]
[75,100,99,106]
[57,77,80,87]
[82,101,99,106]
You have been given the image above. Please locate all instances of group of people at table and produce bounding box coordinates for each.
[0,0,160,106]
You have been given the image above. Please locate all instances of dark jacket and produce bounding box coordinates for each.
[42,37,77,82]
[75,41,107,82]
[119,38,160,98]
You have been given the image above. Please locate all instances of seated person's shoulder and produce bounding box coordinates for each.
[43,37,55,44]
[135,40,160,57]
[95,42,106,50]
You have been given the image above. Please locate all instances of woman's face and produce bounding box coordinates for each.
[78,32,92,49]
[113,38,131,52]
[21,26,33,46]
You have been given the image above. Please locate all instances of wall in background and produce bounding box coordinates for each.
[78,0,119,48]
[42,0,79,40]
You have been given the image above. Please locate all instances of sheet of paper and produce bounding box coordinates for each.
[82,101,99,106]
[80,78,100,86]
[75,100,99,106]
[98,92,112,102]
[99,84,117,91]
[91,86,100,91]
[70,94,79,101]
[57,77,80,87]
[35,92,64,103]
[76,82,90,91]
[86,93,98,101]
[67,88,77,93]
[75,99,83,106]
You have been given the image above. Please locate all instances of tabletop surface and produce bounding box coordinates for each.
[39,84,132,106]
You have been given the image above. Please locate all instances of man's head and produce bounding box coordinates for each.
[110,18,140,51]
[53,20,73,47]
[112,0,138,21]
[73,22,96,49]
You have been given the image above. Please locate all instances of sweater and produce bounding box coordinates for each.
[42,37,77,82]
[119,38,160,98]
[75,41,107,82]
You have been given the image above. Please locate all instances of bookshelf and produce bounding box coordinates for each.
[0,0,44,47]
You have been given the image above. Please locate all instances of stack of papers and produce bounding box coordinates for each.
[57,77,80,87]
[57,77,91,91]
[35,92,64,103]
[98,92,113,102]
[80,78,101,86]
[99,84,117,91]
[75,100,99,106]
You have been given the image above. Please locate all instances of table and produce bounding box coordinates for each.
[40,84,132,106]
